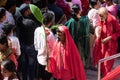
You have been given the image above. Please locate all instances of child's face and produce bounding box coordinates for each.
[1,65,11,77]
[0,15,6,23]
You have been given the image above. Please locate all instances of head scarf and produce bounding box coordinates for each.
[47,26,86,80]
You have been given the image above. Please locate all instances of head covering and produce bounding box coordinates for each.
[0,0,7,7]
[19,3,29,14]
[29,4,43,24]
[47,26,86,80]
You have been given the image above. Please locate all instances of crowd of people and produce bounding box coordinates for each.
[0,0,120,80]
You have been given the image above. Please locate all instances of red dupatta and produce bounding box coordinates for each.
[47,26,86,80]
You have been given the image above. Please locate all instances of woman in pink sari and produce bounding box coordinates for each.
[47,26,86,80]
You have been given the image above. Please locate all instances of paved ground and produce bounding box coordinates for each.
[20,58,120,80]
[86,58,120,80]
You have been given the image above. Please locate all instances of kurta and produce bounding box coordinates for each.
[93,13,120,76]
[65,16,90,68]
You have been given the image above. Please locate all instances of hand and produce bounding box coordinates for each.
[102,36,112,44]
[95,26,101,38]
[45,29,50,36]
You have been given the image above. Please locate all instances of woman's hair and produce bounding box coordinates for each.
[4,0,16,11]
[0,7,6,20]
[1,59,16,72]
[43,11,54,25]
[71,4,80,21]
[48,0,56,4]
[0,35,8,45]
[90,0,98,8]
[31,0,47,9]
[2,23,15,36]
[66,0,72,2]
[19,3,30,15]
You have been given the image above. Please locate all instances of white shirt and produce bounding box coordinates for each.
[8,36,21,56]
[34,26,55,65]
[88,9,99,28]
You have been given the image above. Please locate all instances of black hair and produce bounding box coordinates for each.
[4,0,16,11]
[90,0,98,8]
[2,23,15,36]
[1,59,21,80]
[48,0,56,4]
[0,35,8,45]
[1,59,16,72]
[71,4,80,21]
[19,3,30,15]
[43,11,54,25]
[66,0,72,2]
[31,0,47,9]
[56,27,60,33]
[0,7,6,19]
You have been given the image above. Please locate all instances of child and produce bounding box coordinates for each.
[1,59,19,80]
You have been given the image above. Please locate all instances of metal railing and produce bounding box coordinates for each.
[98,53,120,80]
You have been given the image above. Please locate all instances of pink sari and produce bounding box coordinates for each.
[47,26,86,80]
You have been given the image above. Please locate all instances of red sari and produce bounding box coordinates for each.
[80,0,90,16]
[47,26,86,80]
[102,65,120,80]
[93,13,120,76]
